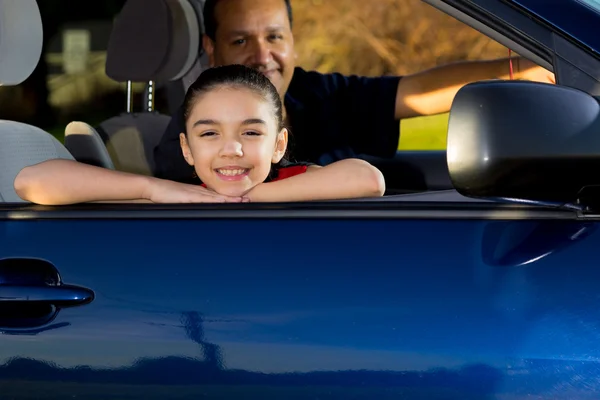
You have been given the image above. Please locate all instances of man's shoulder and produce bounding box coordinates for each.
[289,67,400,98]
[287,67,353,103]
[290,67,345,90]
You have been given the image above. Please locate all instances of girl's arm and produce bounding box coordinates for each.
[14,159,244,205]
[246,158,385,202]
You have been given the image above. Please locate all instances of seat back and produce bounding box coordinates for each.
[64,121,115,169]
[0,123,74,202]
[0,0,75,203]
[97,113,170,175]
[97,0,204,176]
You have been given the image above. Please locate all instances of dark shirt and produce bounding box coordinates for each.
[153,67,402,183]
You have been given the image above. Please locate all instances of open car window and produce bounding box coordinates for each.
[0,0,596,213]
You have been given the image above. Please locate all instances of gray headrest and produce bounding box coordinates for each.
[106,0,202,83]
[0,122,74,203]
[0,0,43,86]
[172,0,201,81]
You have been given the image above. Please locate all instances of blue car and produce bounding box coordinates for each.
[3,0,600,398]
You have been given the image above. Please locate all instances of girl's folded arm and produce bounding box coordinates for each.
[14,159,153,205]
[247,158,385,202]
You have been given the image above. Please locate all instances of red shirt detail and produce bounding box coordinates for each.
[271,165,309,181]
[200,165,309,188]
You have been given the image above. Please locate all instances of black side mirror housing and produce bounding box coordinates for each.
[447,80,600,209]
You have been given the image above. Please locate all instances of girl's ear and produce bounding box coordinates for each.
[272,128,288,163]
[179,133,195,166]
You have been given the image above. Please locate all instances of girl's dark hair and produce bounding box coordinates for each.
[182,64,289,180]
[182,64,284,132]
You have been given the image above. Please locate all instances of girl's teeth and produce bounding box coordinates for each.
[218,169,246,176]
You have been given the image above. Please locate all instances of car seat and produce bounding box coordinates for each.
[63,0,208,176]
[0,0,76,203]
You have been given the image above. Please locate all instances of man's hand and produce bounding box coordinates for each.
[516,58,556,84]
[143,178,248,203]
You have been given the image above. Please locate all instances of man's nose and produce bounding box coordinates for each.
[219,138,243,157]
[249,39,272,66]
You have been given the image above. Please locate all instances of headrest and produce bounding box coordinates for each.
[172,0,201,81]
[0,121,74,203]
[106,0,202,83]
[0,0,43,86]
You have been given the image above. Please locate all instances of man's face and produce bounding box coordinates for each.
[203,0,295,99]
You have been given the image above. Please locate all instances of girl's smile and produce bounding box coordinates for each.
[214,166,251,180]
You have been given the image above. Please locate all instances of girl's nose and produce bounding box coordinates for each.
[219,139,243,157]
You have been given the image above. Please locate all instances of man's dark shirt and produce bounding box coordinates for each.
[153,67,402,183]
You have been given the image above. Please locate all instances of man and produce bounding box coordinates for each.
[154,0,554,183]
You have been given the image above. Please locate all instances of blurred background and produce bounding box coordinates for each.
[0,0,509,150]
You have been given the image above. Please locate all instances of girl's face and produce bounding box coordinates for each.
[180,86,287,197]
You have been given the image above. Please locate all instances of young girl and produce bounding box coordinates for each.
[14,65,385,204]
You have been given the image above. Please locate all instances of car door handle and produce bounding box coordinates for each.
[0,257,95,329]
[0,285,94,307]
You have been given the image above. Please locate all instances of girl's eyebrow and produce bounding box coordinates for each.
[192,119,218,127]
[242,118,267,126]
[192,118,266,127]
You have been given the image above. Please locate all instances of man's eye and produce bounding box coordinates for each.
[268,34,283,41]
[232,39,246,45]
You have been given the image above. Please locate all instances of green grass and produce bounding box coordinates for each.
[399,112,449,151]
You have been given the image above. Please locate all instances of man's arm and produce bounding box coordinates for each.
[395,56,555,119]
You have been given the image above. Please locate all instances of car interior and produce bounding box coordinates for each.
[0,0,504,204]
[0,0,76,203]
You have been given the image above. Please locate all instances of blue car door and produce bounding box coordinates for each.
[2,206,600,399]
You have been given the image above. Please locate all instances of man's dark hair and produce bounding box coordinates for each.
[203,0,293,41]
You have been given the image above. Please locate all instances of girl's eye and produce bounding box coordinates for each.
[243,131,262,136]
[199,131,217,137]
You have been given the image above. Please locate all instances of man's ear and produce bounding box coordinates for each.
[272,128,288,163]
[202,34,216,67]
[179,133,195,166]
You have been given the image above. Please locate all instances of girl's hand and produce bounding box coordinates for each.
[143,178,247,203]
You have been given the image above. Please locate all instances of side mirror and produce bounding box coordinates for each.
[447,81,600,208]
